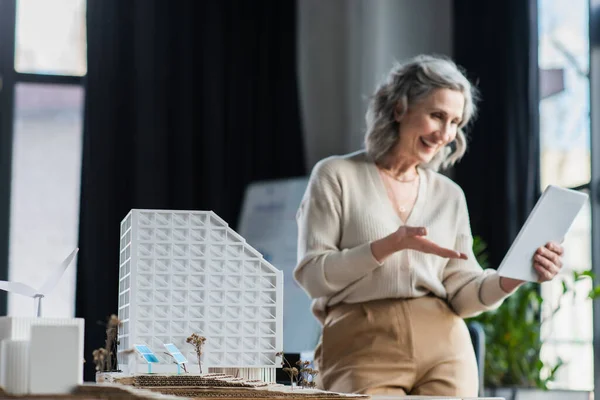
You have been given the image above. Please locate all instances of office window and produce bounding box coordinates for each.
[538,0,593,390]
[15,0,87,76]
[5,0,86,318]
[9,83,84,317]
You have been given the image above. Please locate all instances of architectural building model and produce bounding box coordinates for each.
[117,210,284,381]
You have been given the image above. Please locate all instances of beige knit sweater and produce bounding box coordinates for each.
[294,151,516,324]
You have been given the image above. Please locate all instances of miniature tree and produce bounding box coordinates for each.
[92,348,108,372]
[296,360,319,389]
[186,333,207,373]
[276,352,299,389]
[105,314,121,371]
[93,314,123,372]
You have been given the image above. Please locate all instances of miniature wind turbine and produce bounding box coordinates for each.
[134,344,159,374]
[164,343,188,374]
[0,248,79,317]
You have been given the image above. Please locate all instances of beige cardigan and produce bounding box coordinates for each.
[294,151,516,324]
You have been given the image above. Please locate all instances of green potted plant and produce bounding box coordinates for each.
[467,236,600,399]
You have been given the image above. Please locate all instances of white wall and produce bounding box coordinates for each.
[298,0,453,170]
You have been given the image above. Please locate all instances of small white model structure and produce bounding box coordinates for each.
[0,317,85,395]
[117,210,283,381]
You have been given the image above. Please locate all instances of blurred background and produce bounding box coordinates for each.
[0,0,599,395]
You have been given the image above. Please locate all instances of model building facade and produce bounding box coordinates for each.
[117,210,283,380]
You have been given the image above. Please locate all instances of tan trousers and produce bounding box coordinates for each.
[314,296,478,397]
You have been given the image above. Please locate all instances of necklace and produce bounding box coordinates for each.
[379,169,420,214]
[379,167,419,183]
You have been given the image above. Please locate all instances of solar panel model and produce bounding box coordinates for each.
[164,343,187,374]
[134,344,159,373]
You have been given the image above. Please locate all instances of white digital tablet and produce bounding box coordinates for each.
[497,185,588,282]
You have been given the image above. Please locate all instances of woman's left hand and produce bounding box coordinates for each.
[534,241,564,282]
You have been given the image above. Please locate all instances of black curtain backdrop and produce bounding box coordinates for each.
[76,0,305,381]
[452,0,541,269]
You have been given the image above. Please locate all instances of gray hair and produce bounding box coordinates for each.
[364,54,479,171]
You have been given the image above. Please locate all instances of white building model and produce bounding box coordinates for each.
[0,317,84,395]
[117,210,283,381]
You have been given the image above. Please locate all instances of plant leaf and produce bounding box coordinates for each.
[589,285,600,300]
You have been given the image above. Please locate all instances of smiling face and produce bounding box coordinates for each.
[393,88,465,166]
